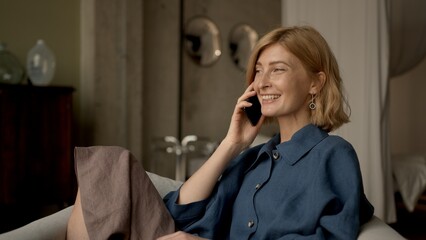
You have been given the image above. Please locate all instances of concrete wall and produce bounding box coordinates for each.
[145,0,281,179]
[8,0,424,178]
[0,0,80,126]
[141,0,181,177]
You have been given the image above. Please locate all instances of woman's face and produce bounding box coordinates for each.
[253,43,314,124]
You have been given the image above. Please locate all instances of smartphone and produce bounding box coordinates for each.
[244,95,262,126]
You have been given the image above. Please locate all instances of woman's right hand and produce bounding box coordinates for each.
[157,231,208,240]
[176,83,264,205]
[223,83,265,151]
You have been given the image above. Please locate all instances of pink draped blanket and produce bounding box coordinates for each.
[74,146,175,239]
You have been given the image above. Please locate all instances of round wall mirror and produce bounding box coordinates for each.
[229,24,258,71]
[184,16,222,67]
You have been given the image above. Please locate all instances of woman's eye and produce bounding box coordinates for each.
[273,68,285,72]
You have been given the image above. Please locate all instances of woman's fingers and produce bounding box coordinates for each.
[236,82,257,104]
[225,83,262,147]
[157,231,205,240]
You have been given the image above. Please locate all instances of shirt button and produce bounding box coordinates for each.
[272,151,280,160]
[248,220,255,228]
[255,183,262,190]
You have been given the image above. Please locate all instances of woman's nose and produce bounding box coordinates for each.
[257,73,271,90]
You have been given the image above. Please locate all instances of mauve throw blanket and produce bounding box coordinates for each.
[74,146,175,239]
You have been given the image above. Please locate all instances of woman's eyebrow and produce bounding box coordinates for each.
[256,60,286,65]
[269,60,291,67]
[256,60,292,68]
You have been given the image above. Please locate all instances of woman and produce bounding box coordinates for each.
[160,25,373,239]
[67,26,373,240]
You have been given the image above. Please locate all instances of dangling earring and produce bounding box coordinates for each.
[309,94,316,110]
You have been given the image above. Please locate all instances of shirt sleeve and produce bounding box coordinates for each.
[163,188,210,230]
[272,140,373,240]
[163,172,239,239]
[313,140,374,239]
[162,146,263,239]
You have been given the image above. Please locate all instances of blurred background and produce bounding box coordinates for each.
[0,0,425,238]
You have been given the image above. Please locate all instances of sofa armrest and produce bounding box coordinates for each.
[1,174,403,240]
[0,172,181,240]
[358,216,405,240]
[146,171,182,198]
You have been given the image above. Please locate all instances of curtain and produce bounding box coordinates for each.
[282,0,396,222]
[388,0,426,77]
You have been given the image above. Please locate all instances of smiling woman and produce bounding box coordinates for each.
[252,43,317,136]
[61,26,375,240]
[161,25,374,239]
[246,26,350,133]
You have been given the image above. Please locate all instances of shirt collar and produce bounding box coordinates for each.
[246,124,329,172]
[276,124,329,165]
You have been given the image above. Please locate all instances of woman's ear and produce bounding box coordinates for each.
[310,71,326,94]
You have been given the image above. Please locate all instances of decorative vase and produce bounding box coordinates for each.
[0,42,25,84]
[27,40,56,86]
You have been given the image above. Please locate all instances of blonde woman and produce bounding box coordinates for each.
[67,26,374,240]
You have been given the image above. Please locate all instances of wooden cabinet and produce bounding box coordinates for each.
[0,84,76,232]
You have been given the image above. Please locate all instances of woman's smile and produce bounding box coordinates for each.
[260,94,281,101]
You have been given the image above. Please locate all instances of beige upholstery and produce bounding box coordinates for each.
[358,216,405,240]
[0,172,404,240]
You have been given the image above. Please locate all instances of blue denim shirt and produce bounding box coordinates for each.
[164,124,374,239]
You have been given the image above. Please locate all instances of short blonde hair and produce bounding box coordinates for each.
[246,26,350,132]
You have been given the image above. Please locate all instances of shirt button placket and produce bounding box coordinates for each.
[248,220,255,228]
[272,150,280,160]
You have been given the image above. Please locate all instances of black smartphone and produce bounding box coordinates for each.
[244,95,262,126]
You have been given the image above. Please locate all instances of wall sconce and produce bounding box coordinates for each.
[229,24,258,71]
[184,16,222,67]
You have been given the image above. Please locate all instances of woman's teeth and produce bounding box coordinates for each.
[262,95,280,100]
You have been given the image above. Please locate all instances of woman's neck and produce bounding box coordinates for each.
[278,119,311,143]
